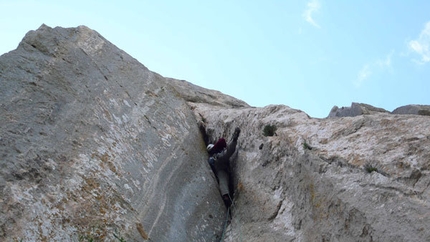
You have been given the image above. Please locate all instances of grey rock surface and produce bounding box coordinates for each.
[0,25,226,241]
[1,25,430,242]
[328,102,389,118]
[167,78,249,108]
[392,104,430,116]
[191,103,430,242]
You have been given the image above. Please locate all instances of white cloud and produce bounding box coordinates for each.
[376,51,393,68]
[408,21,430,64]
[302,0,321,28]
[354,64,372,88]
[354,52,393,88]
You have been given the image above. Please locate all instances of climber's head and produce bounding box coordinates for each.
[207,144,214,152]
[208,138,227,155]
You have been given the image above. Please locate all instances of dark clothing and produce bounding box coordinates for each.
[212,137,238,197]
[212,138,237,174]
[208,138,227,156]
[207,127,240,207]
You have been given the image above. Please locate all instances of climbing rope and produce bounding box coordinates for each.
[221,192,244,242]
[220,206,230,242]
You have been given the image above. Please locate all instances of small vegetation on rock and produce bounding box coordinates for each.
[263,124,277,137]
[303,141,312,150]
[113,232,127,242]
[364,162,379,173]
[418,110,430,116]
[363,162,389,176]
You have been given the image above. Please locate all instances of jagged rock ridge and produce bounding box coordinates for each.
[1,25,429,242]
[329,102,430,117]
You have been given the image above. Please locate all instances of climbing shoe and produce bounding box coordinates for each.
[232,127,241,141]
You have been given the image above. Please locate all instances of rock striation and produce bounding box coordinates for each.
[0,25,226,241]
[191,103,430,242]
[1,25,429,242]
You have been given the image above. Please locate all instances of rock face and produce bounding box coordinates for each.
[329,103,430,118]
[1,25,430,242]
[167,78,249,108]
[192,104,430,242]
[0,25,226,241]
[392,104,430,116]
[328,102,389,117]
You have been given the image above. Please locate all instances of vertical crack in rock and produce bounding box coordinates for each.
[2,24,430,242]
[189,103,430,242]
[0,25,225,241]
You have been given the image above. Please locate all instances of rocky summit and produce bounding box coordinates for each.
[1,25,429,242]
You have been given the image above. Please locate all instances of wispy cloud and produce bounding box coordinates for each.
[354,64,372,88]
[302,0,321,28]
[376,51,393,68]
[354,52,393,88]
[408,21,430,64]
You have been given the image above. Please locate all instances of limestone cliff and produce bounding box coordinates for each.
[190,104,430,242]
[1,25,429,242]
[0,25,226,241]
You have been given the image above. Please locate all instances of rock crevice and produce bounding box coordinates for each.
[1,25,429,242]
[1,25,225,241]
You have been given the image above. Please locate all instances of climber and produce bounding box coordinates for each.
[207,127,241,208]
[206,137,226,169]
[207,138,227,156]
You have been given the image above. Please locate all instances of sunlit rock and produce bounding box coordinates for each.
[1,25,429,242]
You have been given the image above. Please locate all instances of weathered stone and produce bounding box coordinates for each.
[328,102,389,118]
[392,104,430,116]
[0,25,226,241]
[190,103,430,242]
[1,25,430,242]
[167,78,249,108]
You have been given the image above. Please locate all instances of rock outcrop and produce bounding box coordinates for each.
[329,103,430,118]
[328,102,389,117]
[191,104,430,242]
[1,25,429,242]
[392,104,430,116]
[0,25,227,241]
[167,78,249,108]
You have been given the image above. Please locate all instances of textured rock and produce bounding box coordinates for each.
[392,104,430,116]
[167,78,249,108]
[1,25,430,242]
[191,103,430,242]
[328,102,389,117]
[0,25,226,241]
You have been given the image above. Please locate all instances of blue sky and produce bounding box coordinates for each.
[1,0,429,118]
